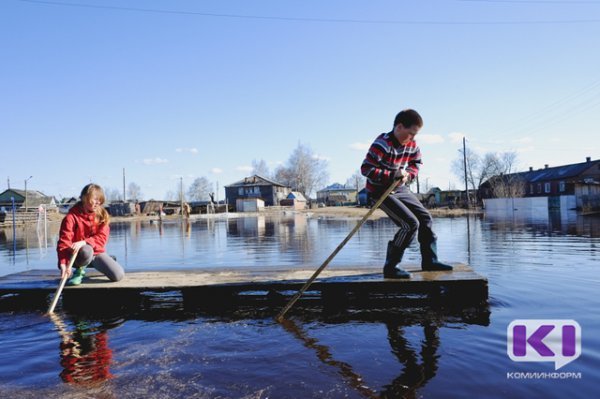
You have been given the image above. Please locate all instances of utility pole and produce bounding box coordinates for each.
[7,177,10,189]
[463,137,470,209]
[24,176,33,213]
[180,177,184,217]
[122,168,126,202]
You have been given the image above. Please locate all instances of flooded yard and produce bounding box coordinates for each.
[1,210,598,398]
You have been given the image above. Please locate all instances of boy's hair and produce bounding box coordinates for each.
[80,183,110,225]
[393,109,423,129]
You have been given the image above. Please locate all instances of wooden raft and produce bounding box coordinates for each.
[0,264,487,311]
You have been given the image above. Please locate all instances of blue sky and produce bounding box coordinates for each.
[2,0,600,200]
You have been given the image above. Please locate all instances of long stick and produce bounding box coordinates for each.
[47,249,79,314]
[275,178,403,322]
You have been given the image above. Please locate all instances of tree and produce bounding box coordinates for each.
[127,182,142,201]
[274,143,329,198]
[251,159,270,178]
[164,190,177,201]
[451,147,481,191]
[452,149,519,191]
[104,187,122,202]
[452,148,522,198]
[345,170,366,192]
[187,177,212,201]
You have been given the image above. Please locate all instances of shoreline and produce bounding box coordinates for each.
[0,206,483,227]
[109,205,481,223]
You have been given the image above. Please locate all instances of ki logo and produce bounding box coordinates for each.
[507,320,581,370]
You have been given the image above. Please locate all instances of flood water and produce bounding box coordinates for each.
[1,210,599,398]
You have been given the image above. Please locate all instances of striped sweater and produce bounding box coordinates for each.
[361,132,421,195]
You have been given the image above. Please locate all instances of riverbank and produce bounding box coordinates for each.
[107,205,482,223]
[304,206,482,220]
[0,205,483,227]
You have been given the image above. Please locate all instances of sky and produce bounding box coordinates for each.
[2,0,600,201]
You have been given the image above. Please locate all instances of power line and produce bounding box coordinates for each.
[458,0,600,4]
[15,0,600,25]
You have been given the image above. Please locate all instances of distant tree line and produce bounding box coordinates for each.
[452,149,524,198]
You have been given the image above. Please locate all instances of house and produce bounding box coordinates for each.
[58,197,78,214]
[316,183,357,206]
[0,189,56,211]
[415,191,437,208]
[225,175,291,210]
[480,157,600,212]
[280,191,307,210]
[575,181,600,214]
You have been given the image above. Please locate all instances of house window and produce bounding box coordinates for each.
[544,182,551,193]
[537,184,542,194]
[529,184,534,194]
[238,188,244,195]
[559,181,566,192]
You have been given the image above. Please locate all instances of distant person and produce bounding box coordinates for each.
[57,183,124,285]
[361,109,453,278]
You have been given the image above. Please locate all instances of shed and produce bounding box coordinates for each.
[280,191,307,210]
[236,198,265,212]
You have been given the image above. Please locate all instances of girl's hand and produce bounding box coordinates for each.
[71,240,87,252]
[60,263,72,280]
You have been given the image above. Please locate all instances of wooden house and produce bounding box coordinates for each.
[316,183,357,206]
[480,157,600,212]
[225,175,291,210]
[0,189,56,211]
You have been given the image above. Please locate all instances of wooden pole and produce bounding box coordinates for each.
[275,178,403,322]
[47,249,80,314]
[463,137,470,209]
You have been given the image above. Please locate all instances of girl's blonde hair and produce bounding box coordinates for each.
[80,183,110,225]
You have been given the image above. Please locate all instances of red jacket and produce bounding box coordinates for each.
[57,203,109,266]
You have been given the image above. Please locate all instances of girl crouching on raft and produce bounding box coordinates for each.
[57,183,124,285]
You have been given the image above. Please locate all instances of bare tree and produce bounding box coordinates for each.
[164,190,177,201]
[187,177,212,201]
[251,159,270,178]
[490,174,526,198]
[104,187,122,202]
[453,149,520,191]
[345,170,366,192]
[274,143,329,198]
[127,182,142,201]
[452,147,481,190]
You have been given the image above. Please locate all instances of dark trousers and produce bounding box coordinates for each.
[74,244,125,282]
[371,186,436,252]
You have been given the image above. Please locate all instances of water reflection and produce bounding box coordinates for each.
[483,209,600,237]
[380,321,439,398]
[50,313,122,386]
[0,222,60,265]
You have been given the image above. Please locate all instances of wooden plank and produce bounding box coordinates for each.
[0,264,486,294]
[0,265,488,313]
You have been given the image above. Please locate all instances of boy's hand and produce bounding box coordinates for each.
[393,169,408,183]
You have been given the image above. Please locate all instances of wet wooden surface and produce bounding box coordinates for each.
[0,264,485,293]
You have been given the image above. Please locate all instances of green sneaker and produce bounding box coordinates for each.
[68,267,87,286]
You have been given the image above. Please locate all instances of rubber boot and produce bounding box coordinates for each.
[383,241,411,279]
[421,241,453,271]
[68,266,87,286]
